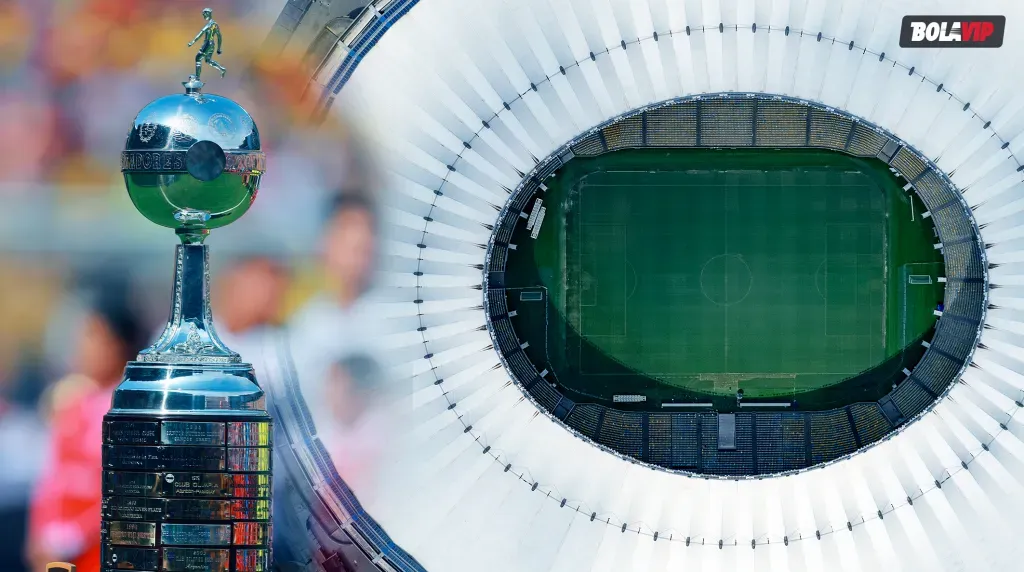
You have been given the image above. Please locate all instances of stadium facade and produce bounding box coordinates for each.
[272,0,1024,570]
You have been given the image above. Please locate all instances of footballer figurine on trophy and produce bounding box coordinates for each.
[102,15,272,571]
[189,7,227,79]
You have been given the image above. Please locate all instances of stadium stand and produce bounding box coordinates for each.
[488,244,507,271]
[648,413,674,466]
[755,101,808,147]
[932,208,976,243]
[756,413,807,472]
[565,404,602,438]
[671,414,701,468]
[914,171,960,209]
[809,109,853,150]
[494,224,514,246]
[493,319,518,353]
[506,349,538,383]
[809,410,858,463]
[847,123,888,157]
[849,403,894,443]
[933,316,980,358]
[943,241,985,279]
[700,99,755,146]
[487,290,508,317]
[644,103,699,147]
[911,349,964,394]
[570,132,605,157]
[598,410,645,457]
[527,377,562,411]
[647,413,701,469]
[510,185,536,212]
[484,94,984,477]
[699,413,755,475]
[891,380,934,418]
[891,147,928,181]
[943,280,986,320]
[602,114,644,150]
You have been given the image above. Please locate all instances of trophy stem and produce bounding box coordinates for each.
[177,226,210,244]
[135,240,240,364]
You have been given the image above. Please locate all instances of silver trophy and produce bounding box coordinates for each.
[102,15,272,571]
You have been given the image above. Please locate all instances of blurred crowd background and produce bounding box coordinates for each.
[0,0,379,569]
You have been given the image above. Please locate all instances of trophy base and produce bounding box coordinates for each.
[101,412,272,572]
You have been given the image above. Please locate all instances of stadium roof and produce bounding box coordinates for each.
[287,0,1024,569]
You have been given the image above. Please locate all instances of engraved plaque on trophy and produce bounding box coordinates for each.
[102,10,271,571]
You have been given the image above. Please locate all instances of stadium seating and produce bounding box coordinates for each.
[487,290,508,317]
[598,410,645,457]
[493,319,520,354]
[891,380,934,418]
[809,109,853,150]
[943,280,986,320]
[644,104,698,147]
[510,185,536,212]
[809,410,858,463]
[488,244,507,272]
[601,114,643,150]
[647,413,674,466]
[565,404,602,438]
[914,171,960,209]
[506,348,538,383]
[755,413,807,473]
[497,211,520,242]
[912,348,966,394]
[699,413,755,475]
[943,242,985,279]
[755,101,808,147]
[527,377,562,412]
[648,413,701,469]
[700,99,755,146]
[847,123,888,157]
[849,403,894,443]
[933,316,980,359]
[932,208,976,243]
[671,414,701,468]
[570,132,605,157]
[891,147,928,181]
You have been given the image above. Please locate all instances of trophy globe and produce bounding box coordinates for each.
[122,80,263,238]
[101,16,273,570]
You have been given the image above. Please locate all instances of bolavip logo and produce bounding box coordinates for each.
[900,16,1005,47]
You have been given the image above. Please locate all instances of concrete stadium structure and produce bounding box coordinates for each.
[268,0,1024,570]
[485,94,983,476]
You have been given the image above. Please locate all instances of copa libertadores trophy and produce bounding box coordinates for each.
[102,10,271,571]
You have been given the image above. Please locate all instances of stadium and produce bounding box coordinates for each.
[267,0,1024,570]
[489,93,981,476]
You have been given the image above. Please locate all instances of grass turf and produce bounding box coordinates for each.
[506,148,943,411]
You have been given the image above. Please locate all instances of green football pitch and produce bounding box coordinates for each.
[508,149,944,411]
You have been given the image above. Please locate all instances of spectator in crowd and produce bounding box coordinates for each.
[25,298,145,572]
[0,349,46,572]
[320,353,389,492]
[212,255,290,362]
[288,192,382,369]
[309,193,378,319]
[273,191,389,566]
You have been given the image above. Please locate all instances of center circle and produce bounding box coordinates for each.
[699,254,753,306]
